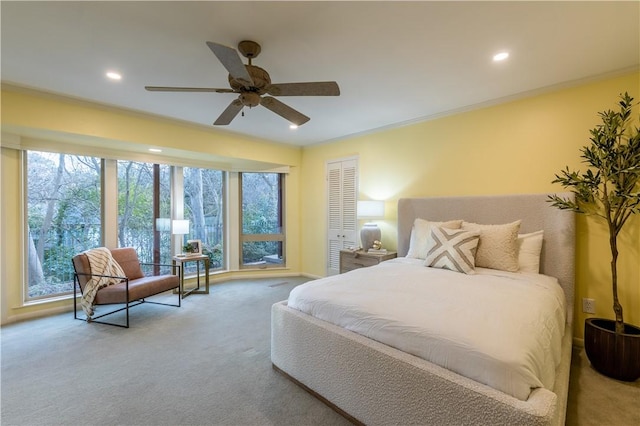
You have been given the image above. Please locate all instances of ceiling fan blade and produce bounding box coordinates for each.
[260,96,310,126]
[145,86,236,93]
[267,81,340,97]
[206,41,253,87]
[214,99,244,125]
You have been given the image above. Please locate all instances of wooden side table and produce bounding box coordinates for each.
[172,254,210,298]
[339,249,397,274]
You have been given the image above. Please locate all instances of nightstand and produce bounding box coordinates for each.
[339,249,397,274]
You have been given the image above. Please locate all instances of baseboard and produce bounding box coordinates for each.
[2,304,73,325]
[300,272,323,280]
[573,337,584,348]
[206,271,305,284]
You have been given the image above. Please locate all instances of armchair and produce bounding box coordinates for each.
[72,247,180,328]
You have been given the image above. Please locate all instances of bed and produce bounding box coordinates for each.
[271,193,575,425]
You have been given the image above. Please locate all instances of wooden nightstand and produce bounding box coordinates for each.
[339,249,397,274]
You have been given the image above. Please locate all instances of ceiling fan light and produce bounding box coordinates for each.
[240,92,261,107]
[289,124,298,129]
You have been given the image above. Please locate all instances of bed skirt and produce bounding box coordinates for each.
[271,300,571,426]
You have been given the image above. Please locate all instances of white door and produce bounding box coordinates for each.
[327,158,358,275]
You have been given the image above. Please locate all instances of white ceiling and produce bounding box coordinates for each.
[2,1,639,147]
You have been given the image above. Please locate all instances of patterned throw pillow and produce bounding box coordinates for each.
[424,227,481,274]
[407,218,463,259]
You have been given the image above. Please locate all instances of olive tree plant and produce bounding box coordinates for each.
[549,92,640,335]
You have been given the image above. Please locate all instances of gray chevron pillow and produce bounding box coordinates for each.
[424,227,481,274]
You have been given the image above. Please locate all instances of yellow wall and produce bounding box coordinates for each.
[300,72,640,340]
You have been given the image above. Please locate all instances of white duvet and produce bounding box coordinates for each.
[288,257,566,401]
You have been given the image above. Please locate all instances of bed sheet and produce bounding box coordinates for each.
[288,257,566,401]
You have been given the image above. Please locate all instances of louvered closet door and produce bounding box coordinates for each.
[327,158,358,275]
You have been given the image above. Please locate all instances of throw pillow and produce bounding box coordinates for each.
[424,227,480,274]
[517,230,544,273]
[461,220,521,272]
[407,218,463,259]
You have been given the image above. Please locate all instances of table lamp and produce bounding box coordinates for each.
[357,200,384,251]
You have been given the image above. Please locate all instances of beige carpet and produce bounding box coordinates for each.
[1,276,638,425]
[566,345,640,425]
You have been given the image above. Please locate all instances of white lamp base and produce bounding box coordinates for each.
[360,223,381,251]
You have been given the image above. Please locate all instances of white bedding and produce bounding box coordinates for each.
[288,257,567,401]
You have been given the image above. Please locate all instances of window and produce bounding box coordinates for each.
[23,149,229,302]
[183,167,225,270]
[240,172,285,268]
[26,151,102,299]
[117,161,171,264]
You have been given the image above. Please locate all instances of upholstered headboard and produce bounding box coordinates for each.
[397,193,576,324]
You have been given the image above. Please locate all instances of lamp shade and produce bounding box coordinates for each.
[357,200,384,219]
[357,200,384,251]
[172,219,190,235]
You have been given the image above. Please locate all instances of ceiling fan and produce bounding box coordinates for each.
[145,40,340,126]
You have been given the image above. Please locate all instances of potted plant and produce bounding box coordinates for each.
[549,92,640,381]
[183,242,197,256]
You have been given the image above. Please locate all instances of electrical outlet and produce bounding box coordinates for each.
[582,298,596,314]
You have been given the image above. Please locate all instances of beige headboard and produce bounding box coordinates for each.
[397,193,576,324]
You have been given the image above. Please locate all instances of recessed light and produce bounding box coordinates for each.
[493,52,509,62]
[148,148,162,153]
[106,71,122,80]
[289,124,298,130]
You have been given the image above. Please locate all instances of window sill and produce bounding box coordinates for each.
[22,293,75,307]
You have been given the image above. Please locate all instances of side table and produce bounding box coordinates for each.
[339,249,397,274]
[172,254,210,298]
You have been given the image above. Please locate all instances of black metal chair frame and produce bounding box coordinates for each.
[73,262,181,328]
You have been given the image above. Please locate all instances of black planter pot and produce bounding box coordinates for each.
[584,318,640,381]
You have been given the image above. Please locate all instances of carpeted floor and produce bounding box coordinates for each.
[1,277,638,425]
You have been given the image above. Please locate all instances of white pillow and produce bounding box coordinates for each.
[424,227,480,274]
[461,220,521,272]
[518,230,544,273]
[407,218,463,259]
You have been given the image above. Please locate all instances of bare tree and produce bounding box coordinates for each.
[118,162,152,247]
[185,168,206,240]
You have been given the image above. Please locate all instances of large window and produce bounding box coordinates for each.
[183,167,224,270]
[240,172,285,268]
[26,151,102,299]
[22,148,284,301]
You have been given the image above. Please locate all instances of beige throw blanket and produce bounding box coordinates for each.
[80,247,126,319]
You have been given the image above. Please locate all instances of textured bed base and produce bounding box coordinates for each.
[272,364,365,426]
[271,301,571,426]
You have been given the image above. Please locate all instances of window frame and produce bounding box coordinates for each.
[238,172,286,269]
[115,159,172,264]
[181,166,226,272]
[23,151,104,301]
